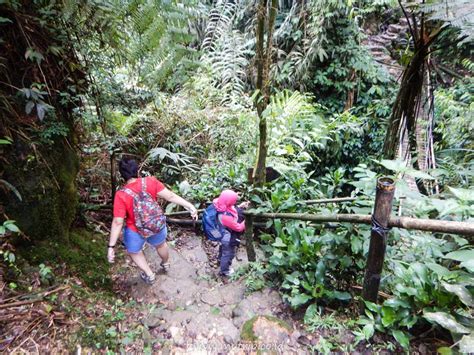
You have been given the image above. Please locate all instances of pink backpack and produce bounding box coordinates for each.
[122,178,166,237]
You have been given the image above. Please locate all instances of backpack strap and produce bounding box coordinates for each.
[122,187,138,198]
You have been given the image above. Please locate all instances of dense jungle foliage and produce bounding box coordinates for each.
[0,0,473,353]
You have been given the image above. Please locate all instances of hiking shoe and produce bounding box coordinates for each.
[160,261,171,272]
[140,272,156,285]
[220,268,234,277]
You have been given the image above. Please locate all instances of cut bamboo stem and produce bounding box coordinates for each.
[362,177,395,304]
[245,215,256,262]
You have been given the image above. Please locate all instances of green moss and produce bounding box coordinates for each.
[241,316,259,342]
[25,228,111,290]
[5,135,79,243]
[241,315,292,342]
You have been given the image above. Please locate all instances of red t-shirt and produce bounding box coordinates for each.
[113,176,165,232]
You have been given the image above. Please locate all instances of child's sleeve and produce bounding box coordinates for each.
[220,215,246,232]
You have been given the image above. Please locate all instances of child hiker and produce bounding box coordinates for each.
[207,190,249,277]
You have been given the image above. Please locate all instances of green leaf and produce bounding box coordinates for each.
[0,139,12,144]
[381,306,396,327]
[406,168,434,180]
[379,159,407,173]
[425,263,451,278]
[272,237,286,248]
[444,249,474,262]
[362,323,374,340]
[460,260,474,273]
[364,300,380,313]
[423,311,470,334]
[331,291,351,301]
[442,282,474,307]
[5,222,19,233]
[437,347,453,355]
[392,330,410,349]
[0,179,22,201]
[459,334,474,353]
[0,17,12,24]
[448,186,474,202]
[289,293,312,307]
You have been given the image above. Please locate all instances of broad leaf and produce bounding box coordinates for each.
[272,237,286,248]
[459,334,474,353]
[460,260,474,273]
[426,263,451,278]
[392,330,410,349]
[442,282,474,307]
[445,250,474,262]
[423,311,470,334]
[448,187,474,202]
[406,168,434,180]
[379,159,407,173]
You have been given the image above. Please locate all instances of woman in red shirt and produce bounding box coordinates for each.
[107,158,198,284]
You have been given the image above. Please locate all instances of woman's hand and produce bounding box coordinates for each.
[158,188,199,220]
[187,205,198,220]
[238,201,250,209]
[107,247,115,263]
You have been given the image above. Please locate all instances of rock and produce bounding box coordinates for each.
[169,326,180,339]
[290,330,301,346]
[241,315,292,344]
[224,335,234,345]
[201,288,221,306]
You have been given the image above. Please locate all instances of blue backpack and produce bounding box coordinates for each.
[202,204,225,241]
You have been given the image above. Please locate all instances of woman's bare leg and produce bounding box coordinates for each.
[129,251,154,276]
[155,242,169,263]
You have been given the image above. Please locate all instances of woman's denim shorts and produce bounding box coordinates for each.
[123,226,167,253]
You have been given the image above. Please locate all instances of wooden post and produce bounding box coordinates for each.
[244,215,256,262]
[362,177,395,304]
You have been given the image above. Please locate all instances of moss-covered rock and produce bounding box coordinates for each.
[27,228,111,290]
[3,137,79,243]
[241,315,292,343]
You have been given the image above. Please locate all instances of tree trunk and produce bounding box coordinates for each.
[253,0,278,187]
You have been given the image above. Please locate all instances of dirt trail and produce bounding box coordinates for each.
[119,228,307,353]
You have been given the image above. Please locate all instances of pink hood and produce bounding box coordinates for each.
[213,190,238,216]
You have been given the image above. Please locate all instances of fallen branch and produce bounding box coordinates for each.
[0,285,69,310]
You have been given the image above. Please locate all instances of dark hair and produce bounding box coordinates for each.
[118,157,139,181]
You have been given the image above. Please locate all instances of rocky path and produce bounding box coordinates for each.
[363,17,411,81]
[121,229,306,353]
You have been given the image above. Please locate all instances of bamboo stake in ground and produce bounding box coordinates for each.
[245,215,256,262]
[362,177,395,305]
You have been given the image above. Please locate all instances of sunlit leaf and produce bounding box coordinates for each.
[442,282,474,307]
[423,311,470,334]
[445,249,474,262]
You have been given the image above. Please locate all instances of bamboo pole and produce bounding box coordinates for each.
[362,177,395,304]
[242,212,474,236]
[245,215,256,262]
[81,197,358,212]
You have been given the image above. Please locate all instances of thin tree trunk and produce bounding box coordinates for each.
[253,0,277,187]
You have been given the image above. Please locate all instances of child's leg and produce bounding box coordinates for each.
[220,240,235,274]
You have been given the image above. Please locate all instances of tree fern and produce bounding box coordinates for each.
[126,0,204,89]
[419,0,474,41]
[202,0,239,51]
